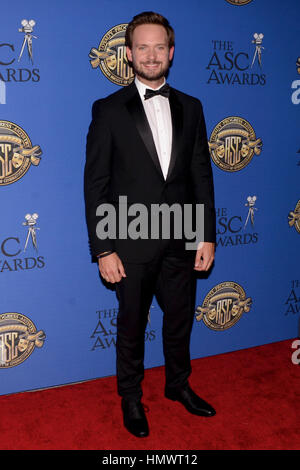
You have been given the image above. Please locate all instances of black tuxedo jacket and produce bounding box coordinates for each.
[84,81,216,263]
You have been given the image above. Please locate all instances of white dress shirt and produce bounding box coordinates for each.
[135,76,172,180]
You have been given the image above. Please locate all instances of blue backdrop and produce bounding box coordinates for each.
[1,0,299,395]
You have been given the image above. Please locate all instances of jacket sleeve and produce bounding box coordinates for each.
[84,100,115,258]
[190,101,216,243]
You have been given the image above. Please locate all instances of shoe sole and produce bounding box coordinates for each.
[124,425,149,438]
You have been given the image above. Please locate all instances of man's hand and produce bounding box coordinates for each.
[194,242,215,271]
[98,252,126,283]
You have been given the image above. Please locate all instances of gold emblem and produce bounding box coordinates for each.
[89,23,134,86]
[195,281,252,330]
[296,57,300,75]
[225,0,253,5]
[288,200,300,234]
[209,116,262,172]
[0,312,45,368]
[0,120,42,186]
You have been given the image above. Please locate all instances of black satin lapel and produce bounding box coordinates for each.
[126,92,164,180]
[166,89,183,180]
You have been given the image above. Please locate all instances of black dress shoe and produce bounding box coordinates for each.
[121,398,149,437]
[165,385,216,417]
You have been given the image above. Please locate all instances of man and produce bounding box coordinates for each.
[84,11,216,438]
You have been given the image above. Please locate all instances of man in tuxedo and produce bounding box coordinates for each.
[84,11,216,438]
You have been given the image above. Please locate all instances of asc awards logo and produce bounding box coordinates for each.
[0,120,42,185]
[0,312,45,368]
[284,280,300,316]
[0,19,40,83]
[195,282,252,331]
[89,23,134,86]
[209,116,262,172]
[288,200,300,234]
[217,196,259,247]
[0,213,45,273]
[91,308,155,350]
[206,34,265,86]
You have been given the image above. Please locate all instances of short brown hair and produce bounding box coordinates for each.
[125,11,175,49]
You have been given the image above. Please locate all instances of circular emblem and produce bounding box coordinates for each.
[89,23,134,86]
[195,281,252,331]
[296,57,300,74]
[0,120,42,186]
[0,312,45,368]
[208,116,262,172]
[225,0,253,5]
[288,200,300,234]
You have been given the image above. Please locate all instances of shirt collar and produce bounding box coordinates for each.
[135,76,166,101]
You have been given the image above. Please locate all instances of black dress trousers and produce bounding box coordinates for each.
[115,240,196,400]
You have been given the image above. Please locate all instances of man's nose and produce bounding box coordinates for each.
[146,48,157,61]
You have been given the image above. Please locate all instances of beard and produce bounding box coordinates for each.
[131,59,170,82]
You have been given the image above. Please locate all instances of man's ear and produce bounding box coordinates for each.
[169,46,175,61]
[126,46,132,63]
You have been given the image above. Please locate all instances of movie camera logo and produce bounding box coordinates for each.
[195,282,252,331]
[206,34,265,86]
[89,23,134,86]
[0,120,42,186]
[0,213,45,273]
[209,116,262,172]
[225,0,253,5]
[0,19,40,86]
[291,58,300,105]
[0,312,45,368]
[91,308,155,351]
[217,196,258,248]
[288,200,300,234]
[285,280,300,316]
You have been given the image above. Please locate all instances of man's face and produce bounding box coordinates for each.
[18,338,29,352]
[126,23,174,85]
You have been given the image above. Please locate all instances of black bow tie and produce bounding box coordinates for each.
[144,83,170,100]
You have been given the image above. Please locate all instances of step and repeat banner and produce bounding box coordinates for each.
[1,0,299,395]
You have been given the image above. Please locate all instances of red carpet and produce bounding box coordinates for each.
[0,339,299,450]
